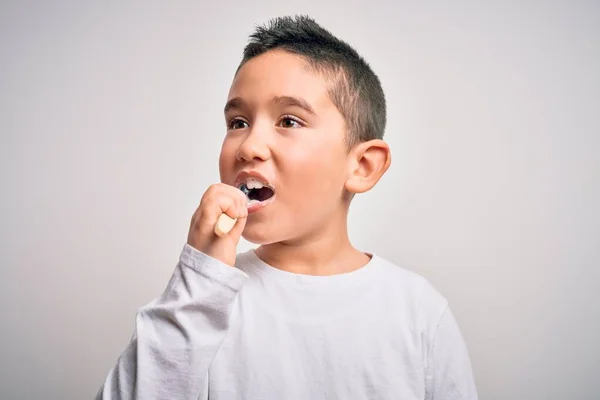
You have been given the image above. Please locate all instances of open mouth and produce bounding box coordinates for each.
[238,178,275,207]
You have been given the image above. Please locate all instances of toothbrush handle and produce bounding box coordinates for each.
[214,213,237,237]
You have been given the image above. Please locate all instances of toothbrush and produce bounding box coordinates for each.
[214,184,250,237]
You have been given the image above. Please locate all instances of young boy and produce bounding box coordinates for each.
[97,15,477,400]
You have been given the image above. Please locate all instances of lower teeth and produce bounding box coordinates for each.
[247,199,260,206]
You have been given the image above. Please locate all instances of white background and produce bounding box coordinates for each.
[1,1,598,399]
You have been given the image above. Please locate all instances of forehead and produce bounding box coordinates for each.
[227,50,334,112]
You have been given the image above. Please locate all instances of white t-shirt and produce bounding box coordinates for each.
[97,244,478,399]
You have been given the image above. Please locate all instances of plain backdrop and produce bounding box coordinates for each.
[1,1,598,399]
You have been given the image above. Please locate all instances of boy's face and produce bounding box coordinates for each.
[219,50,351,244]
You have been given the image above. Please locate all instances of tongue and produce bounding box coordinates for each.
[250,187,274,202]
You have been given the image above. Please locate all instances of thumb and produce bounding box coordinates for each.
[227,213,247,241]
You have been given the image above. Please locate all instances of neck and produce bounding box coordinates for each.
[255,208,370,276]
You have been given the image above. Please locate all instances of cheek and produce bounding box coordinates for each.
[218,138,237,179]
[281,144,346,205]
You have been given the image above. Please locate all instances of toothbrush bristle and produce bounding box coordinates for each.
[239,184,250,196]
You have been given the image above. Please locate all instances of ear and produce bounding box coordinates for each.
[344,139,392,194]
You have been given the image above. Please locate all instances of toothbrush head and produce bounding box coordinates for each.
[239,183,250,197]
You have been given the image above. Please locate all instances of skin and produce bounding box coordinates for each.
[219,49,391,276]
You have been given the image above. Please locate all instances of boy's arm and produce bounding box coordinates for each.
[425,306,478,400]
[96,244,249,400]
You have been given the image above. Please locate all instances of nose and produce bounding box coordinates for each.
[236,124,271,163]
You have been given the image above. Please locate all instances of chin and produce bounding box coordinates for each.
[242,221,289,246]
[242,229,275,245]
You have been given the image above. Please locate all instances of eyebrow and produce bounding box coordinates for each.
[223,96,316,116]
[272,96,316,116]
[224,97,246,114]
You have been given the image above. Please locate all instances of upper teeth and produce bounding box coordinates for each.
[244,178,266,190]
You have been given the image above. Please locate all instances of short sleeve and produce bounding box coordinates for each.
[425,306,478,400]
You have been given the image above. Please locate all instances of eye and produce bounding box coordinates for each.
[278,115,304,129]
[228,118,249,130]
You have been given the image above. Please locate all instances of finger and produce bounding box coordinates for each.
[218,196,240,220]
[239,195,248,218]
[199,195,238,229]
[222,184,248,218]
[228,210,248,238]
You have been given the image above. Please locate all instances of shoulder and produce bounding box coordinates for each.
[370,254,448,328]
[369,254,447,305]
[233,249,257,275]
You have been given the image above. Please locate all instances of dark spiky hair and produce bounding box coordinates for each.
[236,15,386,148]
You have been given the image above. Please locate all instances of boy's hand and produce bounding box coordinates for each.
[187,183,248,267]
